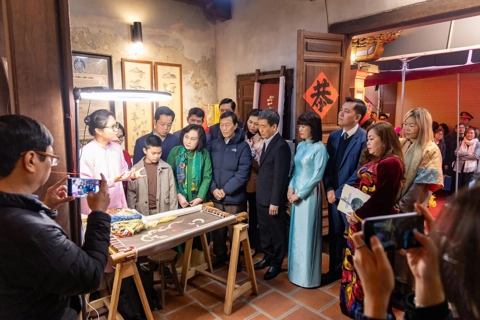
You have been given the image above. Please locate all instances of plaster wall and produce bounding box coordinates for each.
[69,0,217,127]
[326,0,426,23]
[215,0,328,137]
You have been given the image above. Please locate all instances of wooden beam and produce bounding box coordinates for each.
[329,0,480,36]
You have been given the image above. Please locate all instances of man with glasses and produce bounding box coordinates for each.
[0,115,111,319]
[133,106,180,164]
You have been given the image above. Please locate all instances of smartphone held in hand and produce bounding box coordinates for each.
[67,177,101,198]
[362,212,424,251]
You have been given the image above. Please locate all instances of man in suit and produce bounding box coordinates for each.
[132,106,180,164]
[322,97,367,285]
[253,109,291,280]
[209,98,243,140]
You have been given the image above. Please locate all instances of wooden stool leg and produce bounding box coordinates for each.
[170,260,183,296]
[160,263,166,308]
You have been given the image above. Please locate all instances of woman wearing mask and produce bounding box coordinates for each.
[287,112,328,288]
[80,109,144,213]
[339,122,405,317]
[244,109,263,257]
[453,126,480,190]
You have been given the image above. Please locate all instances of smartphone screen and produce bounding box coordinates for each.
[362,212,424,251]
[67,177,101,198]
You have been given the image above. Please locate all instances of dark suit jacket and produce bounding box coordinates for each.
[323,127,367,199]
[256,133,291,207]
[132,132,180,165]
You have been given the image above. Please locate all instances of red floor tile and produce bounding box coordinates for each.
[282,307,327,319]
[291,288,336,311]
[157,290,194,314]
[320,301,351,320]
[165,303,216,320]
[187,282,226,307]
[252,291,297,318]
[211,299,257,319]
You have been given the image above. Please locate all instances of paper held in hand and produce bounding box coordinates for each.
[338,184,370,216]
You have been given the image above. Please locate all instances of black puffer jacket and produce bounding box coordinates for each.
[208,129,251,204]
[0,192,111,320]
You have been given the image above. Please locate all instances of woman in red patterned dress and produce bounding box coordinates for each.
[340,122,405,318]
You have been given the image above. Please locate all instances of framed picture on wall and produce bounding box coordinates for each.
[72,51,114,146]
[154,62,183,133]
[121,58,154,155]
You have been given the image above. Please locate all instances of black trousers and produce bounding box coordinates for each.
[212,202,246,258]
[256,203,287,268]
[246,192,260,249]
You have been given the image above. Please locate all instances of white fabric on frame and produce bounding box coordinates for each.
[277,76,285,134]
[253,81,261,109]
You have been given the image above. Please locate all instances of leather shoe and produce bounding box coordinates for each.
[211,255,228,268]
[264,266,281,280]
[253,259,270,270]
[321,271,342,286]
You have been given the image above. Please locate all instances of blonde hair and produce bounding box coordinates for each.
[402,108,434,147]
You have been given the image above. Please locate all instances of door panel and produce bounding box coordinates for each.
[296,30,351,137]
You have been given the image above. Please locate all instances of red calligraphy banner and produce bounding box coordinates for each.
[303,72,339,119]
[259,83,279,111]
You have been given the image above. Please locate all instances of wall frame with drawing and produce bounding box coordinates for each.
[154,62,183,133]
[121,58,154,155]
[72,51,114,146]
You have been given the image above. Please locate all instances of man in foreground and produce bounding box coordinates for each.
[0,115,111,320]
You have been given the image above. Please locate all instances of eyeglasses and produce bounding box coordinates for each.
[117,135,125,141]
[104,123,120,131]
[34,151,60,166]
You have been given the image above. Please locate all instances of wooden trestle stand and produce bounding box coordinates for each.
[180,212,258,315]
[86,237,154,320]
[86,208,257,319]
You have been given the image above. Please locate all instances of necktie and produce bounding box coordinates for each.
[342,132,348,140]
[263,143,267,153]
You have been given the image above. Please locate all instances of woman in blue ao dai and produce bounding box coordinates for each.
[287,112,329,288]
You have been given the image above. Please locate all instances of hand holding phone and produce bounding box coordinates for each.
[87,173,110,212]
[44,176,75,210]
[362,212,425,251]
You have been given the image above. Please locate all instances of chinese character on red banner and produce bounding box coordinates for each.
[303,72,339,119]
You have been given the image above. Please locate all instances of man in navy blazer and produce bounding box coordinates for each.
[322,97,367,285]
[133,106,180,164]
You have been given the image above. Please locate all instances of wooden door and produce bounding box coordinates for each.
[295,30,351,140]
[295,30,351,236]
[236,78,255,124]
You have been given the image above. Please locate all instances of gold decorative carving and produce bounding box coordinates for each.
[351,31,402,62]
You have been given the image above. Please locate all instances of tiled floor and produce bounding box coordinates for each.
[147,254,404,320]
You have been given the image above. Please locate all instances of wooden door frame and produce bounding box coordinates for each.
[295,30,351,142]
